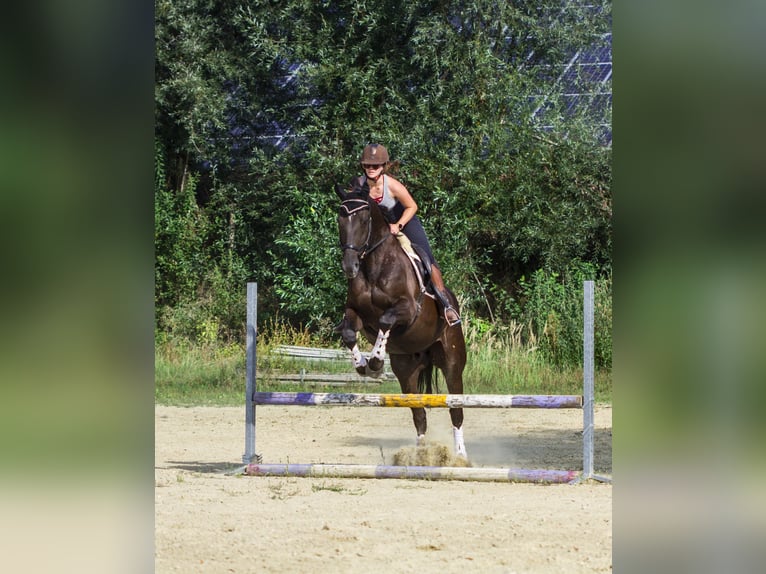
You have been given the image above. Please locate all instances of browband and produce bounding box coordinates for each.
[339,198,370,216]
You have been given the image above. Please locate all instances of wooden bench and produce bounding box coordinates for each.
[267,346,394,385]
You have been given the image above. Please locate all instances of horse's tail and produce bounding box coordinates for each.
[417,364,438,395]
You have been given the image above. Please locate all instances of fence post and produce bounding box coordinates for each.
[582,280,595,478]
[243,282,260,463]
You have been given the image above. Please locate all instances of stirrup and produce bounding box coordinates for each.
[444,306,461,327]
[433,287,461,327]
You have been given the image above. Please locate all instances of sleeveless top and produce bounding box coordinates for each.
[357,174,436,265]
[364,175,404,223]
[371,175,396,210]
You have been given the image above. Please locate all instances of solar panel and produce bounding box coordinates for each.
[530,29,612,146]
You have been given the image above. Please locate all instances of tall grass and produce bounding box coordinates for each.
[155,339,245,405]
[461,317,611,400]
[156,315,611,405]
[515,266,612,370]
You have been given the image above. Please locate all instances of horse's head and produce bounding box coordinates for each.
[335,184,372,279]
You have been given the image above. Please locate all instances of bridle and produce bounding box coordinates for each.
[338,198,390,259]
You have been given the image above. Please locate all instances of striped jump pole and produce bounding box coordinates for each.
[245,463,578,484]
[252,392,582,409]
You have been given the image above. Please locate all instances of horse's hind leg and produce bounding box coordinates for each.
[433,333,468,458]
[451,416,466,458]
[390,355,427,444]
[448,399,466,457]
[412,408,427,446]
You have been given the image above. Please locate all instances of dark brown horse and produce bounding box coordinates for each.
[334,183,468,457]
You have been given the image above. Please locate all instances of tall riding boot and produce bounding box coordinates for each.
[429,264,461,326]
[434,288,461,326]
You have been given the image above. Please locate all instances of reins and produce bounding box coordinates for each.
[361,232,390,259]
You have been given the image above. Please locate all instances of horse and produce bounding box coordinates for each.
[334,182,468,458]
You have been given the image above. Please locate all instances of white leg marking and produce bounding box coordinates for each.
[453,426,467,458]
[351,344,367,369]
[416,434,426,447]
[370,329,390,362]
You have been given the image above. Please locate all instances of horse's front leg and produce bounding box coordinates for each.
[366,303,409,376]
[366,328,390,376]
[337,309,367,376]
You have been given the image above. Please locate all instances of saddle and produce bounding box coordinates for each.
[395,233,432,294]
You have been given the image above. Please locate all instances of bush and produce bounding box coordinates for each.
[518,263,611,369]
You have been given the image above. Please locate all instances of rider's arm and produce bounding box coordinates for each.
[388,178,417,233]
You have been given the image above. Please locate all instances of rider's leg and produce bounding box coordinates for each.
[429,264,461,326]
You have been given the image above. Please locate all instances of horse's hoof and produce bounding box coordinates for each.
[365,363,385,378]
[367,357,384,374]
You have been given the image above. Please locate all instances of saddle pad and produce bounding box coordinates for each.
[395,233,428,293]
[396,233,420,261]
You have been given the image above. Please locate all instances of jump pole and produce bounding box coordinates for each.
[252,392,582,409]
[245,463,577,483]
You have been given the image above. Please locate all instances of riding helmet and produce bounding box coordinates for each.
[360,143,389,164]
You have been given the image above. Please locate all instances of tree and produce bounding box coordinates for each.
[154,0,612,338]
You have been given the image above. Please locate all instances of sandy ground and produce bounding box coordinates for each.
[155,403,612,573]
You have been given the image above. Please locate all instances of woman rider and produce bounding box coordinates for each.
[353,143,461,326]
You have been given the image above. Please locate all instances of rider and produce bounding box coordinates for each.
[352,143,461,326]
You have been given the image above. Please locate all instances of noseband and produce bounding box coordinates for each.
[338,198,389,259]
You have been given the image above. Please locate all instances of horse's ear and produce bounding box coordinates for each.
[334,183,348,201]
[347,176,369,196]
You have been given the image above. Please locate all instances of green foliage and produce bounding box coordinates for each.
[475,128,612,279]
[154,1,613,363]
[268,186,347,331]
[593,271,613,369]
[154,139,208,310]
[155,139,250,341]
[518,262,612,369]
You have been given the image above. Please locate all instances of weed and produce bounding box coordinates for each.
[311,481,367,496]
[267,480,301,500]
